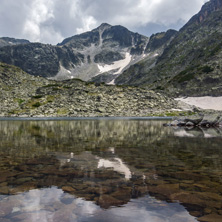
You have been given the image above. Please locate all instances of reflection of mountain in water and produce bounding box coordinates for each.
[174,126,222,138]
[0,120,170,155]
[0,120,222,221]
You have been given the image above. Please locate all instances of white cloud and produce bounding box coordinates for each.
[76,16,97,34]
[0,0,208,44]
[22,0,55,42]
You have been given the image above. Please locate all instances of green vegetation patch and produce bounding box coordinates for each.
[46,95,55,103]
[32,95,43,99]
[178,73,195,83]
[152,110,197,117]
[164,111,196,117]
[209,42,222,56]
[57,108,68,115]
[52,87,61,91]
[171,70,195,83]
[199,65,214,73]
[155,86,165,90]
[16,98,25,105]
[171,64,215,84]
[43,84,60,88]
[32,102,41,108]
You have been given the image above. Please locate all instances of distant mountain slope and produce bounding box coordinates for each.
[0,37,30,47]
[116,0,222,96]
[0,43,84,78]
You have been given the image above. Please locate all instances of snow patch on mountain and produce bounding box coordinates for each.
[54,65,73,80]
[97,52,132,75]
[175,97,222,111]
[107,79,116,85]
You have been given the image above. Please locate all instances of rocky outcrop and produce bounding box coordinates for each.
[183,0,222,26]
[145,29,177,53]
[94,50,124,64]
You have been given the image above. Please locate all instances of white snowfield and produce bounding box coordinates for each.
[175,96,222,111]
[107,79,115,85]
[97,52,132,74]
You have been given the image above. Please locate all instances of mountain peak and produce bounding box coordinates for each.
[94,23,112,31]
[99,23,112,28]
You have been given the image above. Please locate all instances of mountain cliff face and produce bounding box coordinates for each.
[116,0,222,96]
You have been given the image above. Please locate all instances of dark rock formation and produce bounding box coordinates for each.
[94,50,124,64]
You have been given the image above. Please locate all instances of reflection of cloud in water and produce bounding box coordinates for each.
[103,197,197,222]
[98,158,132,180]
[174,129,195,138]
[3,188,197,222]
[4,187,99,222]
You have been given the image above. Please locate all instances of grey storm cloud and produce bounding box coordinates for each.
[0,0,208,45]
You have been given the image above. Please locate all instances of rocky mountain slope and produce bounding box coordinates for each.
[0,37,30,47]
[0,23,176,83]
[0,62,188,117]
[0,42,84,78]
[55,23,149,82]
[116,0,222,97]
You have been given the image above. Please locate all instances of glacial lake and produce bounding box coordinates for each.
[0,118,222,222]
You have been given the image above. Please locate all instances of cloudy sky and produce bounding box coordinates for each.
[0,0,208,45]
